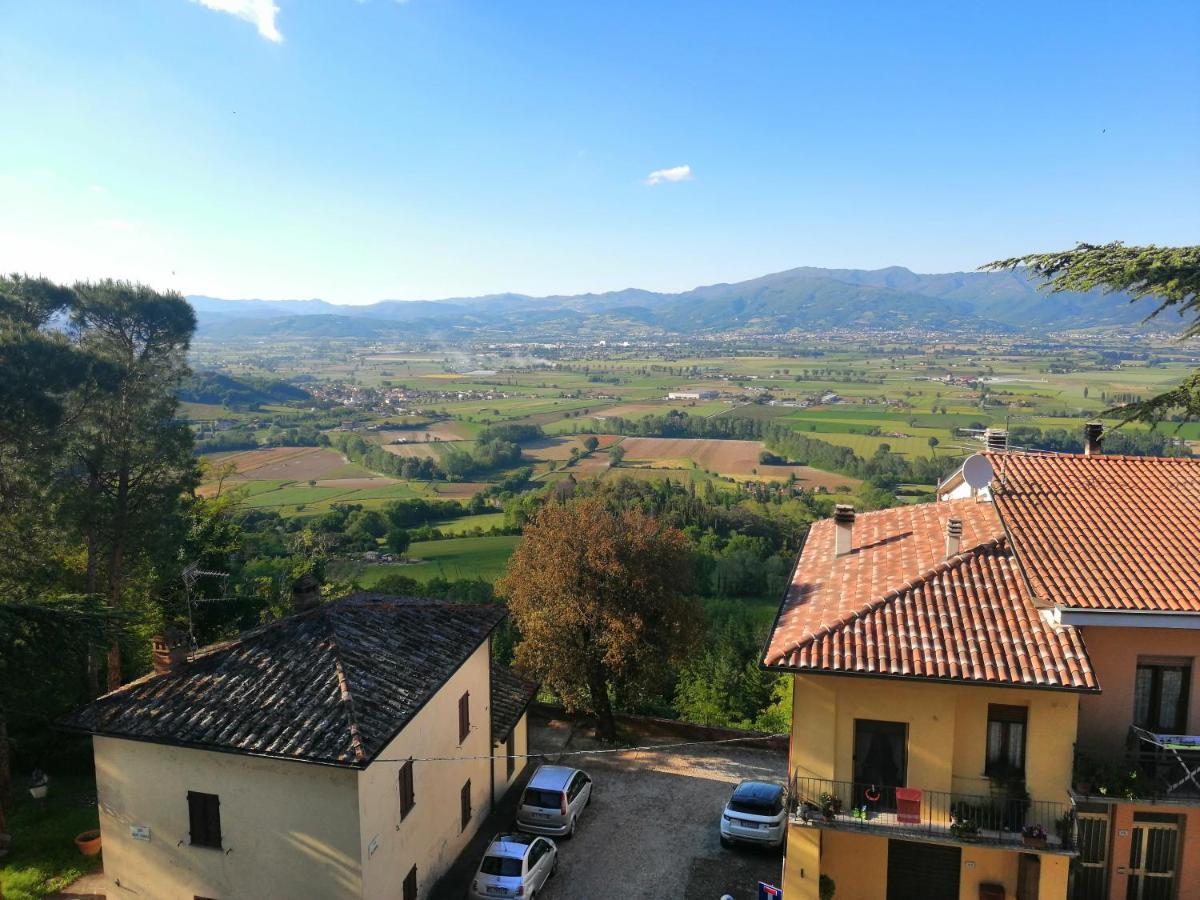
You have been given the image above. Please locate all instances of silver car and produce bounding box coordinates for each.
[720,780,786,848]
[515,765,593,837]
[469,833,557,900]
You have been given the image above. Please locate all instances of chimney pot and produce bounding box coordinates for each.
[945,517,963,558]
[985,428,1008,453]
[1084,422,1103,456]
[151,626,188,676]
[834,504,855,557]
[292,572,322,613]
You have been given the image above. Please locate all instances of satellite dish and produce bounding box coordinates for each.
[963,453,994,490]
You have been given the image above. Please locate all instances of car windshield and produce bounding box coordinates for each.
[523,788,562,809]
[480,856,523,877]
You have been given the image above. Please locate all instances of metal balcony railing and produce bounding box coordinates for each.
[788,774,1077,854]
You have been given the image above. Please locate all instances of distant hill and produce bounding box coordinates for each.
[180,372,311,409]
[189,265,1164,340]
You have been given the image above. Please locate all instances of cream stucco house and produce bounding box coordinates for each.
[61,594,537,900]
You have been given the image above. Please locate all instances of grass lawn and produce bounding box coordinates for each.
[336,535,523,585]
[1,775,101,899]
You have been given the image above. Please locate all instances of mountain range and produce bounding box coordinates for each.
[188,265,1164,341]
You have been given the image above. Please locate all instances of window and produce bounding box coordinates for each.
[187,791,222,849]
[398,759,415,821]
[986,704,1027,778]
[460,779,472,832]
[402,865,417,900]
[506,731,515,781]
[458,691,470,743]
[1135,659,1191,733]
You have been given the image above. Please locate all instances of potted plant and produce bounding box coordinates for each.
[819,791,843,821]
[819,874,837,900]
[950,817,980,842]
[74,829,103,856]
[29,769,49,800]
[1054,809,1077,852]
[1022,823,1048,850]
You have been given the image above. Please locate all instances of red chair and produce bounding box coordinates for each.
[895,787,922,824]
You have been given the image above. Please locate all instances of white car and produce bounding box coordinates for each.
[720,780,787,848]
[469,833,557,899]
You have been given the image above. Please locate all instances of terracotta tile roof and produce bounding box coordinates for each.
[59,595,507,768]
[988,452,1200,612]
[762,499,1097,691]
[491,662,537,743]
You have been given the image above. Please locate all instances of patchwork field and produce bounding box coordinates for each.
[206,446,368,481]
[616,437,861,488]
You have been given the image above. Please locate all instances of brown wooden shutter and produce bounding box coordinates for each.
[187,791,205,845]
[402,865,418,900]
[460,779,472,831]
[187,791,221,848]
[458,691,470,743]
[399,759,415,820]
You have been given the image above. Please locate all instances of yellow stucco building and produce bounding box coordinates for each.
[61,595,537,900]
[764,444,1200,900]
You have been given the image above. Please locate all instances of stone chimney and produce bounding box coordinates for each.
[292,572,322,613]
[945,517,963,558]
[1084,422,1104,456]
[834,504,855,557]
[151,626,188,676]
[985,428,1008,453]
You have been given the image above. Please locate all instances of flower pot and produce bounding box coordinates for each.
[1023,835,1046,850]
[75,829,103,857]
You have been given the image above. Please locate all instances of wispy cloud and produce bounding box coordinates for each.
[644,164,692,186]
[190,0,283,43]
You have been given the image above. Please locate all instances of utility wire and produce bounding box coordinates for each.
[372,732,787,765]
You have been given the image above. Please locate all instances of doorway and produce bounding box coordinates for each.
[855,719,907,810]
[886,839,959,900]
[1126,814,1179,900]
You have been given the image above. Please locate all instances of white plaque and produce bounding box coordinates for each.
[130,825,151,841]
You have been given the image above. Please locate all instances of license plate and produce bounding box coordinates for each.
[486,889,508,897]
[534,812,551,819]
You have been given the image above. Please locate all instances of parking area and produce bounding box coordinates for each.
[438,710,788,900]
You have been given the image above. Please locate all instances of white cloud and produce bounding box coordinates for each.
[88,184,107,194]
[644,164,692,186]
[190,0,283,43]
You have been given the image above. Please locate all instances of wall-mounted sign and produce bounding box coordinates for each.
[368,836,379,857]
[130,825,151,841]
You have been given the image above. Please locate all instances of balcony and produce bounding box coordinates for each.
[788,775,1077,855]
[1074,729,1200,804]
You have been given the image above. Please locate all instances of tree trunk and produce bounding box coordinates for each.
[586,662,616,742]
[0,706,10,820]
[106,537,124,692]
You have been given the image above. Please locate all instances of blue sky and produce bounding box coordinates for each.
[1,1,1196,304]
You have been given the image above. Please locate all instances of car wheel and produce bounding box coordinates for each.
[720,835,732,848]
[567,816,577,838]
[551,856,558,878]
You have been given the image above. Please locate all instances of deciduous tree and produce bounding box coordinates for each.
[498,497,697,740]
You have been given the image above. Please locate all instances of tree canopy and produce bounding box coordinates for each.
[984,242,1200,423]
[498,496,699,740]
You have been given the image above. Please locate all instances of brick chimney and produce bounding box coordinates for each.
[834,504,855,557]
[151,626,188,676]
[292,572,322,613]
[1084,422,1104,456]
[945,517,963,558]
[985,428,1008,453]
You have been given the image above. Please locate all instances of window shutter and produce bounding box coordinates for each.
[460,779,472,831]
[399,759,415,820]
[205,794,221,848]
[459,692,470,743]
[403,865,418,900]
[187,791,205,845]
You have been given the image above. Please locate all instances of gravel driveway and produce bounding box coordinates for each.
[535,727,787,899]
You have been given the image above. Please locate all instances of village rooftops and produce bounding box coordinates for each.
[986,452,1200,613]
[59,594,507,768]
[491,662,538,743]
[762,499,1097,691]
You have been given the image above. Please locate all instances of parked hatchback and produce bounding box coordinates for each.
[720,780,786,848]
[469,833,557,900]
[515,765,593,837]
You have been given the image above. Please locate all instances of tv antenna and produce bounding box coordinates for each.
[182,561,233,655]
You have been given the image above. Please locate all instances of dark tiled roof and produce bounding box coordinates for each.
[768,538,1096,691]
[491,663,537,743]
[988,452,1200,612]
[59,595,507,768]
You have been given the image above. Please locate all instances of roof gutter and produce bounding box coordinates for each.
[1058,608,1200,630]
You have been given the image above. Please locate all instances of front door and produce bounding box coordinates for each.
[855,719,907,810]
[886,839,959,900]
[1126,817,1179,900]
[1075,809,1111,899]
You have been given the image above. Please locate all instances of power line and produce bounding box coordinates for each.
[372,732,786,765]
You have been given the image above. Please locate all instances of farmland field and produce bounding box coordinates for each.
[336,535,522,585]
[617,437,862,488]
